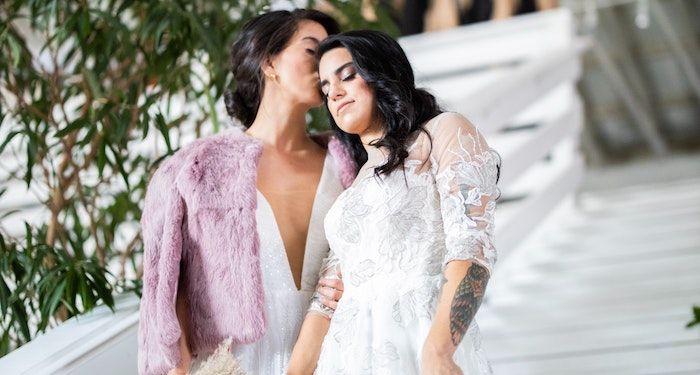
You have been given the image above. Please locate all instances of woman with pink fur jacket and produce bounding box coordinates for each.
[137,10,356,375]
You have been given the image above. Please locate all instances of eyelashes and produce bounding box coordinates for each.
[341,72,356,82]
[321,70,357,97]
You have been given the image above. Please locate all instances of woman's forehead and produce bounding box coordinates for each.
[319,48,352,75]
[292,20,328,42]
[320,47,352,64]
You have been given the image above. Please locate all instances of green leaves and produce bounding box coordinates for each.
[55,118,89,138]
[154,112,172,154]
[0,130,22,155]
[0,228,115,354]
[82,68,104,101]
[687,305,700,329]
[6,33,21,68]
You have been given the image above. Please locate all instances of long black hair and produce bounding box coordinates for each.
[224,9,340,127]
[317,30,443,175]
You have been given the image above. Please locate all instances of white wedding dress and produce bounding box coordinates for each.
[311,113,500,374]
[190,152,344,375]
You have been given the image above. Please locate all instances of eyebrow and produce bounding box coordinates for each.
[302,36,321,44]
[320,62,354,87]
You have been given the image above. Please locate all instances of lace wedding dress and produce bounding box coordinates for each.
[311,113,500,374]
[190,152,345,375]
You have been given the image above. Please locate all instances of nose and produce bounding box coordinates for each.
[328,81,345,101]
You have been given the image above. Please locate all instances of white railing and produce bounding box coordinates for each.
[401,8,588,257]
[0,8,588,375]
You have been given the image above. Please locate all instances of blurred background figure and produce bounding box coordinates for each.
[400,0,560,35]
[491,0,560,20]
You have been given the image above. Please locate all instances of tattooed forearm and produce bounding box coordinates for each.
[449,264,489,346]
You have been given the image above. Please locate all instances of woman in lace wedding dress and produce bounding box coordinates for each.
[288,31,500,374]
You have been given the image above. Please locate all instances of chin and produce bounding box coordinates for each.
[336,121,362,135]
[338,113,373,135]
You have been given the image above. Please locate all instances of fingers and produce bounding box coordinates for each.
[320,296,338,310]
[317,285,343,301]
[318,277,344,291]
[317,277,344,311]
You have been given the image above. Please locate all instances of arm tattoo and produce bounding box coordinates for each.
[449,264,489,346]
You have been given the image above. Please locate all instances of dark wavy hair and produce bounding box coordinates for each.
[316,30,443,175]
[224,10,340,127]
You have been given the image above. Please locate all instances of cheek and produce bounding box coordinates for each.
[289,52,316,76]
[356,85,376,121]
[276,54,305,81]
[284,56,320,99]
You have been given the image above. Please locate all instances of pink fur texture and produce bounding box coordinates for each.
[327,136,356,189]
[138,128,355,375]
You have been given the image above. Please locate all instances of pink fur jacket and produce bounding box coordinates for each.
[138,127,355,375]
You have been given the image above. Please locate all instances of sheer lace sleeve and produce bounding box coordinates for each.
[429,112,501,275]
[307,249,342,319]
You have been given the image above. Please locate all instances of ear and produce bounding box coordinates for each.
[261,57,277,80]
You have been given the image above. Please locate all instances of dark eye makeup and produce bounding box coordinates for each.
[320,63,357,97]
[340,68,356,82]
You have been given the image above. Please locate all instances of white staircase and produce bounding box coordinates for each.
[479,166,700,373]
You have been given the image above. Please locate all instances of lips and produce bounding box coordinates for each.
[337,100,354,115]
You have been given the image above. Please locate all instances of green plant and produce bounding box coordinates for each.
[687,305,700,329]
[0,0,397,357]
[0,226,114,354]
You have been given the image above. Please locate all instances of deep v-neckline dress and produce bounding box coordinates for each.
[191,152,344,375]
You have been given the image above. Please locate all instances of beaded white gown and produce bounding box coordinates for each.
[312,113,500,374]
[190,152,344,375]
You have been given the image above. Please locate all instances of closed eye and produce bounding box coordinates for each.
[341,72,356,82]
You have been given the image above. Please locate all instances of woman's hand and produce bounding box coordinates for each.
[166,341,192,375]
[421,342,462,375]
[316,276,344,310]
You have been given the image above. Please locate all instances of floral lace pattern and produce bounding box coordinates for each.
[312,113,499,374]
[308,251,341,318]
[434,124,501,274]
